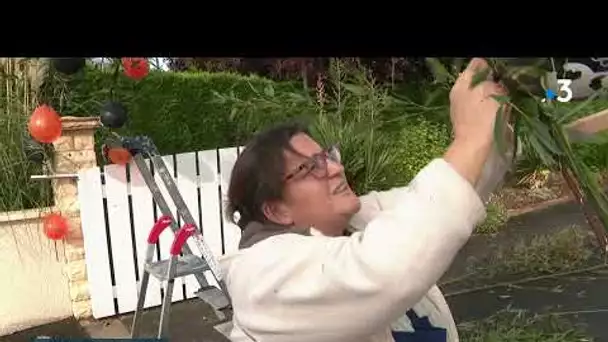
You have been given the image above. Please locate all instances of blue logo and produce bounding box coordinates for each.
[545,88,557,100]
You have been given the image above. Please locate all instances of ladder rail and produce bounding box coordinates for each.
[132,154,212,290]
[148,154,231,301]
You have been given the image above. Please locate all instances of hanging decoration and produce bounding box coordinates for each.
[43,213,69,240]
[100,101,128,128]
[51,58,86,75]
[28,104,62,143]
[122,58,149,80]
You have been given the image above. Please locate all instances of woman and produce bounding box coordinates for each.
[218,58,513,341]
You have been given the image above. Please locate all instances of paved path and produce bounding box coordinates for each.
[445,198,608,341]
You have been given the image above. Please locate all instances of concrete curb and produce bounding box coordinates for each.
[507,195,575,218]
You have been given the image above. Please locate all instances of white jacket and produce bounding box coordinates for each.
[219,147,512,342]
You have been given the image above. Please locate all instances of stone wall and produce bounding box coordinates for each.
[51,116,100,319]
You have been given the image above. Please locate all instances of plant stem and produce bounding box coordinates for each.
[560,166,607,250]
[549,121,608,252]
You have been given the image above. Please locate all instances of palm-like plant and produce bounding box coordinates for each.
[426,58,608,253]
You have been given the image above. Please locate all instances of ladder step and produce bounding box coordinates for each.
[214,321,234,338]
[145,254,210,280]
[196,286,231,310]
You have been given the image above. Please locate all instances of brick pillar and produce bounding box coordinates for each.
[51,116,101,319]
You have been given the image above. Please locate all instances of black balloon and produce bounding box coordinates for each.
[100,101,128,128]
[51,58,86,75]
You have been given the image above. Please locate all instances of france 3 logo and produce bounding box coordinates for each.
[550,57,608,102]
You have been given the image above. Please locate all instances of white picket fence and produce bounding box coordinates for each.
[77,146,243,319]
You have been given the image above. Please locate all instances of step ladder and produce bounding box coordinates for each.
[104,135,233,338]
[132,218,212,337]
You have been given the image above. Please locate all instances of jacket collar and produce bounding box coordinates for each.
[238,221,313,249]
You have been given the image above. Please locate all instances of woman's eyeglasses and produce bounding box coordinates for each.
[284,145,341,181]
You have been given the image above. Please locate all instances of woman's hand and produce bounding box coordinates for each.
[444,58,509,186]
[449,58,507,145]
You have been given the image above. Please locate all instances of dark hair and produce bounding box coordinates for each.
[227,121,311,230]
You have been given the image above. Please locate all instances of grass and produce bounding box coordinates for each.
[466,227,594,281]
[475,197,509,235]
[450,228,600,341]
[458,308,591,342]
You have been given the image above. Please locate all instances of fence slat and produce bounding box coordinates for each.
[198,149,222,288]
[129,158,162,309]
[218,148,241,254]
[104,164,138,314]
[175,152,202,298]
[154,155,184,302]
[78,167,115,318]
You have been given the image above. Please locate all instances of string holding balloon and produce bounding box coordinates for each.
[99,60,129,130]
[97,58,136,166]
[98,58,149,135]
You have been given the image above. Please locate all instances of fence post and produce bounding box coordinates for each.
[51,116,100,319]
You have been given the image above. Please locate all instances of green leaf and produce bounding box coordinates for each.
[264,84,275,98]
[209,90,226,104]
[286,92,307,103]
[493,104,508,155]
[343,83,366,96]
[425,58,451,83]
[527,134,556,167]
[522,116,563,155]
[423,88,445,106]
[557,90,603,124]
[229,106,238,119]
[512,116,521,163]
[491,94,510,104]
[246,80,258,94]
[452,58,465,74]
[470,68,491,89]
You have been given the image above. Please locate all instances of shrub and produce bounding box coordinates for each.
[390,118,452,186]
[47,67,303,154]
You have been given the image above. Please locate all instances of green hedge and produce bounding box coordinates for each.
[55,68,303,154]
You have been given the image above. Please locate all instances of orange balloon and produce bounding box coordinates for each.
[108,147,132,165]
[43,213,69,240]
[28,105,62,143]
